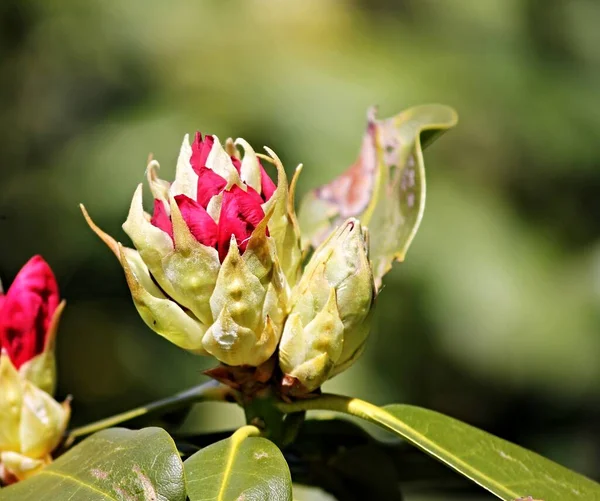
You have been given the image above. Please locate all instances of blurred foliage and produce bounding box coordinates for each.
[1,0,600,498]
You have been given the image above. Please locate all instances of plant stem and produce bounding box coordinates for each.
[66,380,238,444]
[275,393,401,435]
[231,424,262,441]
[281,411,306,447]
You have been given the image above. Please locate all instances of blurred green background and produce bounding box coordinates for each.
[1,0,599,499]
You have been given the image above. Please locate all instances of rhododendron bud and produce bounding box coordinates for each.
[0,256,65,394]
[279,218,374,395]
[0,351,70,483]
[82,132,302,367]
[0,256,69,485]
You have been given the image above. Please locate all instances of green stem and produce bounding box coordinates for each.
[275,393,382,422]
[67,380,238,443]
[276,393,446,452]
[231,424,262,441]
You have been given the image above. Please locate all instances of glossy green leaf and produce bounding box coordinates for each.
[184,425,292,501]
[277,396,600,501]
[377,404,600,501]
[0,427,185,501]
[297,104,458,289]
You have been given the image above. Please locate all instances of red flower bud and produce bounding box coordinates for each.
[83,130,304,365]
[149,132,276,262]
[0,256,60,369]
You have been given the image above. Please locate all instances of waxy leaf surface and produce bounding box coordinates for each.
[0,427,185,501]
[375,404,600,501]
[184,428,292,501]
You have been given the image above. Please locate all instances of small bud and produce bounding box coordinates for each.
[0,256,64,395]
[279,218,374,394]
[0,350,70,483]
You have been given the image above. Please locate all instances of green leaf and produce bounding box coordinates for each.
[286,417,469,499]
[377,404,600,501]
[297,104,458,289]
[0,427,185,501]
[184,425,292,501]
[277,396,600,501]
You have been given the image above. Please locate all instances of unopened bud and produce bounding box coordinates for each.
[0,351,70,483]
[82,133,302,367]
[279,218,374,394]
[0,256,64,395]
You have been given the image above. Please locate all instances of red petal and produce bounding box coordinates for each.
[231,156,242,172]
[190,132,214,174]
[175,195,218,248]
[150,199,173,239]
[0,294,4,353]
[195,166,227,208]
[0,256,60,369]
[259,160,277,201]
[217,185,266,261]
[231,155,276,201]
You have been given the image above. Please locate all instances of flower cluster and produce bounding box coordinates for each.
[0,257,70,484]
[83,132,374,394]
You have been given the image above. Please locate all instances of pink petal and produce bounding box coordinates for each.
[195,166,227,208]
[231,156,242,172]
[0,294,4,353]
[150,199,173,239]
[0,256,60,369]
[217,185,266,261]
[190,132,214,174]
[175,195,218,248]
[231,155,276,202]
[259,160,277,201]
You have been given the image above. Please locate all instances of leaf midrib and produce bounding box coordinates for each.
[216,425,259,501]
[36,470,118,501]
[368,403,521,499]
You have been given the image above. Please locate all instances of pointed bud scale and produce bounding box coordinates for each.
[119,245,209,353]
[260,148,303,288]
[82,133,301,366]
[279,287,344,393]
[202,227,281,366]
[17,301,65,396]
[146,159,171,203]
[235,138,262,194]
[279,218,374,394]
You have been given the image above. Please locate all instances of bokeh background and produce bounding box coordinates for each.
[1,0,599,499]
